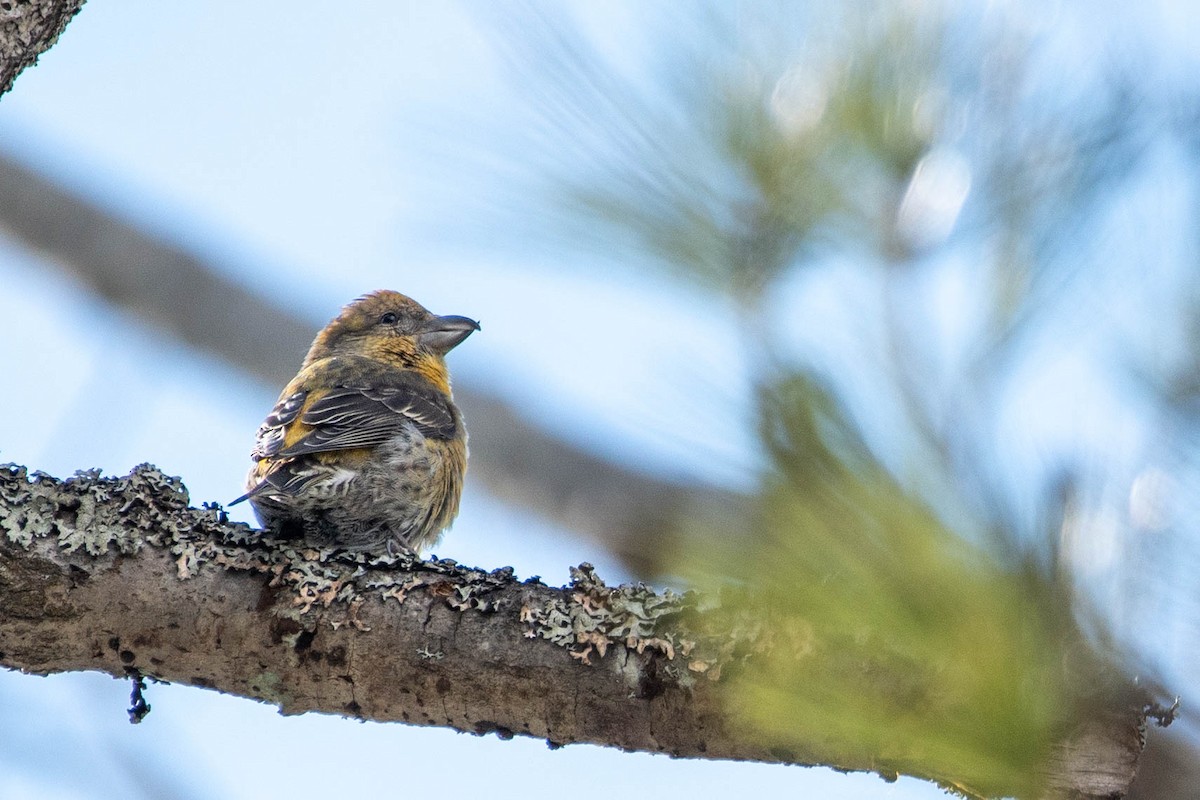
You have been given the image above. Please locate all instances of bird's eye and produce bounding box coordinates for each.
[379,312,398,326]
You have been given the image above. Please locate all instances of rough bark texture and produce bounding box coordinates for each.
[1041,713,1149,800]
[0,464,1165,799]
[0,0,84,97]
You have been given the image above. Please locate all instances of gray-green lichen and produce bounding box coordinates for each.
[520,563,769,688]
[521,564,682,661]
[0,463,226,555]
[0,463,526,626]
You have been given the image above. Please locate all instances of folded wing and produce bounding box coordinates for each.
[278,381,458,457]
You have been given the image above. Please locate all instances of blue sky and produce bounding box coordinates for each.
[3,1,1198,797]
[0,2,947,798]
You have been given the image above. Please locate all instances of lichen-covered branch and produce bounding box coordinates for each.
[0,464,812,760]
[0,0,85,97]
[0,464,1165,798]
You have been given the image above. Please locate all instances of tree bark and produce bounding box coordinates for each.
[0,463,1163,799]
[0,0,84,97]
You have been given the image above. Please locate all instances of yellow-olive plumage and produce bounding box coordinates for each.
[233,290,478,553]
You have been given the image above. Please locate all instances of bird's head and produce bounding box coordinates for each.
[303,290,480,390]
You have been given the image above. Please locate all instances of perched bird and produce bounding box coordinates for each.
[232,290,479,554]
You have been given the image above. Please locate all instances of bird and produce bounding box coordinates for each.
[231,290,479,554]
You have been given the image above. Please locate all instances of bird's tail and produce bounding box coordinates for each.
[228,480,271,507]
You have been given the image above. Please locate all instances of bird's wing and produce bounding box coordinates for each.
[273,381,458,459]
[251,389,308,460]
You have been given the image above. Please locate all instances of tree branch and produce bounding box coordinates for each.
[0,0,85,97]
[0,463,786,760]
[0,464,1164,798]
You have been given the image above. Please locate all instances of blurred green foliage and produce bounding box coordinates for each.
[687,374,1082,796]
[483,0,1198,795]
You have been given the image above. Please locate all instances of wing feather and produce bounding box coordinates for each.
[251,390,308,459]
[275,380,457,459]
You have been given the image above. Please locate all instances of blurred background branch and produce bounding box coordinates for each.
[0,150,739,576]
